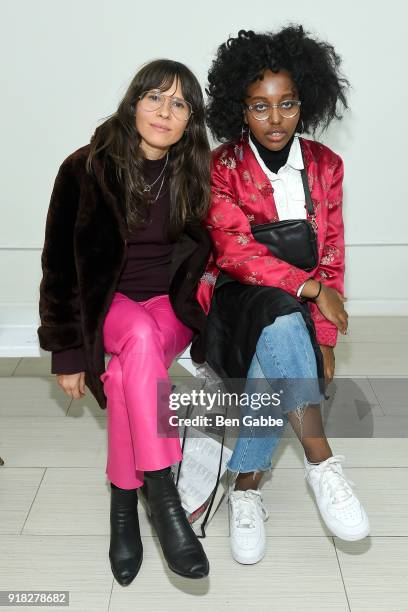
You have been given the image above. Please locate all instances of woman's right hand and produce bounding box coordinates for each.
[301,280,348,335]
[56,372,86,399]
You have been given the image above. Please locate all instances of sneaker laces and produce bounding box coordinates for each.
[230,490,269,529]
[313,455,356,505]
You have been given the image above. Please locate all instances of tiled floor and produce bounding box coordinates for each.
[0,317,407,611]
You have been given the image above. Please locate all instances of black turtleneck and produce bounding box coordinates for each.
[250,131,295,174]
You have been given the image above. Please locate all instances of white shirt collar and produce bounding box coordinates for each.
[248,133,304,175]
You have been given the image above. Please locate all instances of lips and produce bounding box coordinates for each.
[265,130,286,141]
[150,123,171,132]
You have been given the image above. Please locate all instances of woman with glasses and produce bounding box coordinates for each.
[38,59,211,584]
[196,26,369,564]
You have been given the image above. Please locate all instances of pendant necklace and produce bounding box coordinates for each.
[143,152,169,194]
[150,172,167,203]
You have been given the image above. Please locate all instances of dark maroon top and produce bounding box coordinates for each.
[51,155,173,375]
[117,157,173,301]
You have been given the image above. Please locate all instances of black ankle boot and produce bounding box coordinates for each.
[142,467,209,578]
[109,483,143,586]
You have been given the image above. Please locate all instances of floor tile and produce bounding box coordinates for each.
[0,417,107,467]
[23,467,167,538]
[335,537,408,612]
[23,468,110,536]
[321,377,384,437]
[109,536,349,611]
[368,377,408,415]
[0,535,112,612]
[0,377,70,417]
[335,343,408,376]
[337,316,408,344]
[67,393,105,418]
[13,356,52,377]
[0,468,45,534]
[0,358,20,377]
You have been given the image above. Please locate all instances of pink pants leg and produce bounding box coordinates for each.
[100,292,193,490]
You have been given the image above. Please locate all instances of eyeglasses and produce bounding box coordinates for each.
[246,100,301,121]
[138,90,193,121]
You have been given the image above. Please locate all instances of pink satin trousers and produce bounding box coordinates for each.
[100,292,193,489]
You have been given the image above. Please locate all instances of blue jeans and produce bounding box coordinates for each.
[227,312,323,474]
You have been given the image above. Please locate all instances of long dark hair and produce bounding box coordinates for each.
[87,59,210,238]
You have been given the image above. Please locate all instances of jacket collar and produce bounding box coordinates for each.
[248,133,304,173]
[242,135,315,175]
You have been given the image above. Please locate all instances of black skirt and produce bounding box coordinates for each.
[205,281,324,389]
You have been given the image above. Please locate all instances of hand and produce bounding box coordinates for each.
[319,345,335,386]
[316,285,348,334]
[56,372,86,400]
[300,280,348,334]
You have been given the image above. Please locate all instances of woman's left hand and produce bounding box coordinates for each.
[319,344,335,386]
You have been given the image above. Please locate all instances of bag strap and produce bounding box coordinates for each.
[299,140,314,216]
[197,421,226,539]
[174,383,226,539]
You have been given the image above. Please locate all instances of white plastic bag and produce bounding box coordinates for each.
[176,427,232,515]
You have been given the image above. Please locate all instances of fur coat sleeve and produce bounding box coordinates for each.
[38,156,83,353]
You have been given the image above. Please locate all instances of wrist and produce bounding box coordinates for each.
[300,279,321,299]
[312,282,323,302]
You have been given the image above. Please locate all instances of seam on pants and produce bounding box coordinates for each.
[226,434,254,482]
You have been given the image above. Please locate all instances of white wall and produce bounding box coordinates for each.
[1,0,407,333]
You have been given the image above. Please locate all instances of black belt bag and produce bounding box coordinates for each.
[215,151,318,291]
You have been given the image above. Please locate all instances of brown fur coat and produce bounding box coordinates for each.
[37,145,212,409]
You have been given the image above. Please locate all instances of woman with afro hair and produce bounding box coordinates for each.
[195,25,369,564]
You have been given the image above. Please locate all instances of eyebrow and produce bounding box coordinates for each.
[247,92,297,101]
[151,88,186,101]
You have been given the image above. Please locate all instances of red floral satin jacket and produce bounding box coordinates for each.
[196,136,345,347]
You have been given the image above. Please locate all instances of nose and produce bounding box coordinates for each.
[157,97,171,119]
[268,106,281,125]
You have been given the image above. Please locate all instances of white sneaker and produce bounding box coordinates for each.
[304,454,370,541]
[228,489,269,564]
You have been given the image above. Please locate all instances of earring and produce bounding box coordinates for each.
[238,124,248,161]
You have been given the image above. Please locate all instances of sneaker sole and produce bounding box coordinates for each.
[306,479,370,541]
[230,544,266,565]
[327,523,370,542]
[232,554,266,565]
